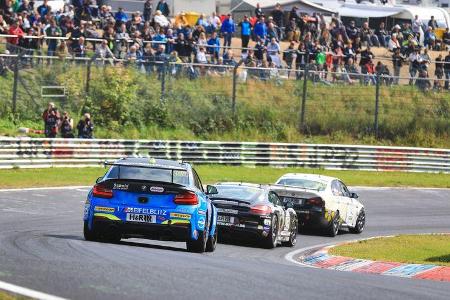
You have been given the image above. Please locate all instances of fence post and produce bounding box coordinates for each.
[12,55,20,116]
[85,60,92,97]
[300,52,309,131]
[160,60,167,103]
[374,74,380,138]
[232,65,238,121]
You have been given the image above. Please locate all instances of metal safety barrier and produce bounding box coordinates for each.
[0,138,449,173]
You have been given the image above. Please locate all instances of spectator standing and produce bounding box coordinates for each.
[6,20,24,53]
[412,15,423,40]
[434,54,444,90]
[271,3,284,40]
[37,0,51,22]
[255,3,263,19]
[71,36,86,57]
[408,48,422,85]
[77,113,94,139]
[143,0,153,22]
[443,28,450,46]
[444,51,450,90]
[114,7,128,25]
[209,12,221,33]
[60,111,74,138]
[239,15,252,50]
[42,102,60,138]
[45,20,62,57]
[254,17,267,42]
[221,14,235,50]
[428,16,438,30]
[155,0,170,17]
[375,22,389,47]
[207,31,220,62]
[392,48,404,85]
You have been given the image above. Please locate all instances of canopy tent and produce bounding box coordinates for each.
[335,3,450,28]
[231,0,336,17]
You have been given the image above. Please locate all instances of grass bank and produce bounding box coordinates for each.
[0,166,449,189]
[330,235,450,266]
[0,61,449,148]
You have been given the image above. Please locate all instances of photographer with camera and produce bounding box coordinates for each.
[60,111,74,138]
[42,102,61,138]
[77,113,94,139]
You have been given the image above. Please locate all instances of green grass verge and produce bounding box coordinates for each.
[0,166,449,189]
[0,290,30,300]
[330,234,450,266]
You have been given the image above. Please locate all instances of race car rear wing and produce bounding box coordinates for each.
[104,161,187,171]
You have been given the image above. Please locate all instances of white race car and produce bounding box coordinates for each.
[270,173,365,237]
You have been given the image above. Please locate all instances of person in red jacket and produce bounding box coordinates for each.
[7,20,24,53]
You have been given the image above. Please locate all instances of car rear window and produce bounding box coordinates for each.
[105,166,189,185]
[214,186,265,203]
[276,178,326,191]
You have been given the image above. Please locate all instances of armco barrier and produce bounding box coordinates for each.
[0,138,449,173]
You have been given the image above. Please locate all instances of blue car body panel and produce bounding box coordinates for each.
[83,158,216,242]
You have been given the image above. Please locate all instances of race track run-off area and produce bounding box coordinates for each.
[0,187,449,300]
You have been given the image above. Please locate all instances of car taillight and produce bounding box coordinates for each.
[174,192,199,205]
[93,184,113,199]
[250,205,272,215]
[306,197,323,207]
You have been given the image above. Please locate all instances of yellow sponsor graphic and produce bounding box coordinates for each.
[94,206,115,213]
[162,219,190,225]
[170,213,191,219]
[94,213,121,221]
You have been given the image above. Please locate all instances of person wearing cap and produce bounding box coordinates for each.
[239,15,252,50]
[155,0,170,17]
[220,13,235,50]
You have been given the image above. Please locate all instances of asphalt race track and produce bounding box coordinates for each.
[0,187,449,300]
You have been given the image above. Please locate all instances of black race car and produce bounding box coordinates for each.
[207,183,297,248]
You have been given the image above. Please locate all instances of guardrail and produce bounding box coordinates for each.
[0,138,449,173]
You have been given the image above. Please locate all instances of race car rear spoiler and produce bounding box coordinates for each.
[104,161,187,171]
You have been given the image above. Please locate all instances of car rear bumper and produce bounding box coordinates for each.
[93,216,190,242]
[217,222,267,240]
[295,208,331,229]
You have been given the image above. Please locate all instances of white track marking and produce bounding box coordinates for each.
[0,280,67,300]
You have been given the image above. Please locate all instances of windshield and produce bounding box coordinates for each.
[213,185,265,203]
[105,166,189,185]
[276,178,326,191]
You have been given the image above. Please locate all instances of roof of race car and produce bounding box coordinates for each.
[276,173,336,183]
[108,157,189,170]
[214,182,268,190]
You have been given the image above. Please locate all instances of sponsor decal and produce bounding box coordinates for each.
[94,206,115,213]
[263,219,271,226]
[150,186,164,193]
[383,264,437,278]
[157,215,166,222]
[198,218,205,228]
[257,225,263,230]
[198,209,206,215]
[263,225,271,232]
[141,185,147,192]
[113,183,129,190]
[170,213,191,219]
[124,207,167,215]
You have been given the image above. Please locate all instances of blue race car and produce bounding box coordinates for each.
[83,157,218,253]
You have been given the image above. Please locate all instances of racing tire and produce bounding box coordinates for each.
[349,209,365,234]
[83,221,99,242]
[262,215,279,249]
[186,223,208,253]
[206,228,217,252]
[326,211,340,237]
[282,219,297,247]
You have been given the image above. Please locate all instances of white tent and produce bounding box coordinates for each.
[231,0,336,16]
[335,2,450,28]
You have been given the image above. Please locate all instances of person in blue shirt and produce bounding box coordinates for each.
[221,14,235,50]
[115,7,128,25]
[207,31,221,62]
[253,17,267,43]
[239,15,252,50]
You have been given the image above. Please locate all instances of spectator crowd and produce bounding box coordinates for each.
[1,0,450,90]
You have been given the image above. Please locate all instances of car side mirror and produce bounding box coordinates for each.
[350,192,359,199]
[96,177,103,184]
[206,185,218,195]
